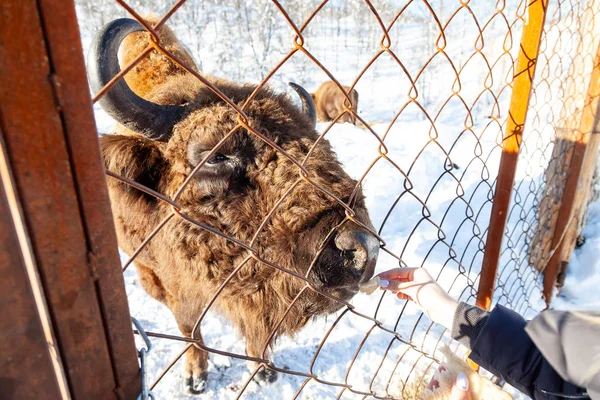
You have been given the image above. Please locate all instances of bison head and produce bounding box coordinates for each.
[89,18,379,351]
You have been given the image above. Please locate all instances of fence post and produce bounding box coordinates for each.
[475,0,549,310]
[542,42,600,305]
[0,0,141,398]
[0,134,70,400]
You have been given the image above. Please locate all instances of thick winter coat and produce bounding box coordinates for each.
[452,303,599,399]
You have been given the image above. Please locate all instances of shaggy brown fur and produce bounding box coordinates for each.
[101,19,377,390]
[311,81,359,124]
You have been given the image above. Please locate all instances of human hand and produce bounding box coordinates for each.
[376,267,458,330]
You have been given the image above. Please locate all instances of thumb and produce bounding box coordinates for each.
[450,372,472,400]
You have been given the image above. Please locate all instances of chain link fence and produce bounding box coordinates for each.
[503,0,600,313]
[14,0,596,399]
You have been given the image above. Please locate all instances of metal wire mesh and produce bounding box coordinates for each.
[498,0,600,318]
[75,0,600,398]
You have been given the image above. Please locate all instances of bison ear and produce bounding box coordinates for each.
[100,134,168,205]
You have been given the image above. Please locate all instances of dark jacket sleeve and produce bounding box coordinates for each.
[452,303,588,400]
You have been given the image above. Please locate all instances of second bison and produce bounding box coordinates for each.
[311,81,360,124]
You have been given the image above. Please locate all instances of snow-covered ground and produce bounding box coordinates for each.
[79,1,600,398]
[553,197,600,311]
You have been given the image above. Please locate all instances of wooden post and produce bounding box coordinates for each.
[476,0,549,310]
[542,41,600,305]
[528,131,575,274]
[0,0,141,398]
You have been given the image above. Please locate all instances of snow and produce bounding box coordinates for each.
[76,1,600,398]
[553,197,600,311]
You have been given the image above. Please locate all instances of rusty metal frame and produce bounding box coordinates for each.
[0,0,141,398]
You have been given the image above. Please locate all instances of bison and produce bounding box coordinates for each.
[311,81,359,125]
[88,18,379,394]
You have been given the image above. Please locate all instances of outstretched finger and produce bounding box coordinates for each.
[381,278,430,295]
[376,267,416,282]
[396,292,412,301]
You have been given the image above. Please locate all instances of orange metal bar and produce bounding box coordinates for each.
[476,0,549,310]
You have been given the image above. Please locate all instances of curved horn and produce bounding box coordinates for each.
[87,18,186,141]
[289,82,317,128]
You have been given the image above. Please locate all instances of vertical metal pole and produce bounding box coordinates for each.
[476,0,549,310]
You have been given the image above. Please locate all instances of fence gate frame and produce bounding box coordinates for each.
[0,0,141,399]
[2,0,600,398]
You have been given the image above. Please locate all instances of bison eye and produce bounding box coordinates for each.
[207,153,228,165]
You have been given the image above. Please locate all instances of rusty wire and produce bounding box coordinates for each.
[80,0,600,398]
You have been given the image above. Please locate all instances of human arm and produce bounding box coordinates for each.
[376,268,589,399]
[376,267,459,331]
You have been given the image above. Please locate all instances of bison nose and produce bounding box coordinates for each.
[335,230,379,283]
